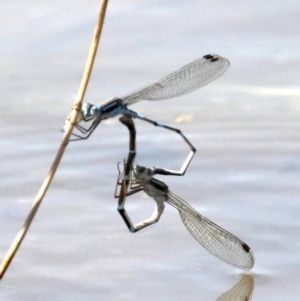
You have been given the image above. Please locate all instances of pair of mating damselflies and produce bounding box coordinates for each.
[69,54,255,269]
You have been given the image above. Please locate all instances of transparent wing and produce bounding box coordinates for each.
[121,54,230,106]
[167,191,254,270]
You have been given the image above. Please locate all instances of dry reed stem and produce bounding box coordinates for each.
[0,0,109,279]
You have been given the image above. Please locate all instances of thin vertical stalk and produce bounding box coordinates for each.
[0,0,109,279]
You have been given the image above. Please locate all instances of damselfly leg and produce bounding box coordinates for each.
[65,113,101,141]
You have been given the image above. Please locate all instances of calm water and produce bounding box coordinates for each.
[1,1,300,300]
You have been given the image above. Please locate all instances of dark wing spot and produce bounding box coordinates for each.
[242,243,251,253]
[210,57,219,62]
[203,54,214,59]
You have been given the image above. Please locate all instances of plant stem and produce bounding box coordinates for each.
[0,0,109,279]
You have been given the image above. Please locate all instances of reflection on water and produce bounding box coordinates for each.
[216,275,254,301]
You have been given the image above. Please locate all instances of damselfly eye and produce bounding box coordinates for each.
[82,103,93,117]
[90,106,97,116]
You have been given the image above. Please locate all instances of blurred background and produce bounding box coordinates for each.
[0,0,300,300]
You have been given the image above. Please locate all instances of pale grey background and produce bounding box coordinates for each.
[0,1,300,300]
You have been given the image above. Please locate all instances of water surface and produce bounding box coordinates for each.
[1,1,300,300]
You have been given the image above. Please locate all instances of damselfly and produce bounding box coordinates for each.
[115,162,254,270]
[115,116,254,270]
[68,54,229,175]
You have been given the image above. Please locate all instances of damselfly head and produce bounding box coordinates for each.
[133,165,154,182]
[82,103,100,118]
